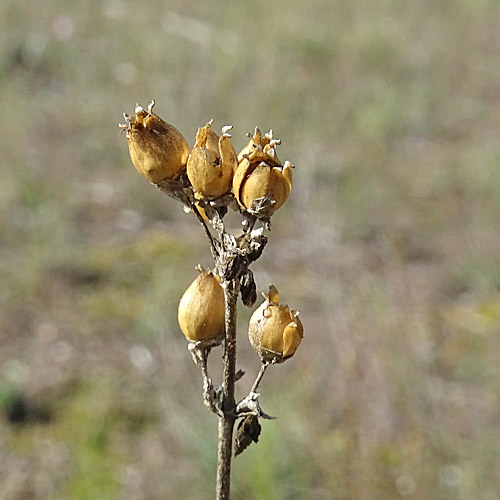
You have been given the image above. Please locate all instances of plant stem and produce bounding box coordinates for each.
[191,201,219,258]
[216,280,239,500]
[250,362,269,394]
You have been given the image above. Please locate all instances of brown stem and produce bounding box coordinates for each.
[191,201,219,258]
[216,280,239,500]
[250,362,269,394]
[155,180,219,258]
[200,348,223,417]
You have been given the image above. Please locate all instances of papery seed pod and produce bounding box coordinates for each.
[233,128,293,215]
[120,100,190,183]
[187,121,238,199]
[237,128,281,166]
[234,415,261,456]
[240,270,257,307]
[178,267,225,342]
[248,285,303,363]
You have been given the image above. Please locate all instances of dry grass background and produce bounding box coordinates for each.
[1,0,500,499]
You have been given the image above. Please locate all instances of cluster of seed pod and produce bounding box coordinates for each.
[120,101,303,364]
[177,270,303,363]
[120,100,293,216]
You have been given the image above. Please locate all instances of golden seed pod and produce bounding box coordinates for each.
[233,128,293,214]
[248,285,303,363]
[120,100,190,184]
[187,121,238,199]
[237,127,281,166]
[178,267,225,342]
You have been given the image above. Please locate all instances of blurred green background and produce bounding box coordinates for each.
[1,0,500,498]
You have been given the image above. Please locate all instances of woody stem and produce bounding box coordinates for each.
[216,279,239,500]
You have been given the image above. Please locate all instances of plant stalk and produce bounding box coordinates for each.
[250,362,269,394]
[216,280,239,500]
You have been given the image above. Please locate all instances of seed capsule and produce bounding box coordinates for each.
[233,128,293,214]
[187,121,238,198]
[178,268,225,342]
[120,100,190,183]
[248,285,303,363]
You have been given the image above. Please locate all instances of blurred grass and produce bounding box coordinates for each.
[1,0,500,498]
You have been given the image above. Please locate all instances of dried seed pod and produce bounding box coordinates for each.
[120,100,190,183]
[187,121,238,198]
[178,267,225,342]
[234,415,261,456]
[240,270,257,307]
[233,128,293,214]
[248,285,303,363]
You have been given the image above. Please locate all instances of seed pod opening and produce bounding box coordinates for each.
[248,285,303,363]
[233,128,293,215]
[178,267,225,343]
[120,100,190,183]
[187,121,237,199]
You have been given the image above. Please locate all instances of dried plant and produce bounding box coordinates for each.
[119,100,304,500]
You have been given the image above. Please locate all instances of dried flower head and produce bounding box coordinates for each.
[120,100,190,183]
[233,128,293,215]
[187,120,238,199]
[248,285,303,363]
[178,267,225,343]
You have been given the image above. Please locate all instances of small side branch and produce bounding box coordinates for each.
[236,362,275,420]
[250,362,269,394]
[188,341,223,417]
[201,354,223,418]
[190,201,219,258]
[154,178,219,258]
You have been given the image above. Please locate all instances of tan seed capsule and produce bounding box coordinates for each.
[120,100,190,183]
[233,128,293,214]
[248,285,303,363]
[187,121,237,199]
[178,268,225,342]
